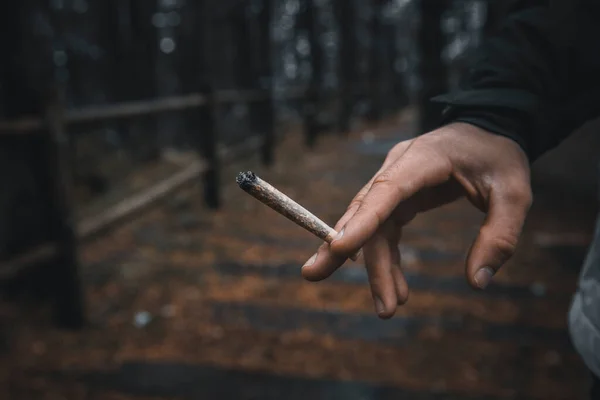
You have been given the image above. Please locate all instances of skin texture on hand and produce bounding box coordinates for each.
[301,122,533,319]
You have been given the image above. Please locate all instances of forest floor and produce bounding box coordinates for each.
[0,110,597,399]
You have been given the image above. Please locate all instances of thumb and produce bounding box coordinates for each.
[465,185,532,289]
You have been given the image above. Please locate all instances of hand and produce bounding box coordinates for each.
[301,122,532,319]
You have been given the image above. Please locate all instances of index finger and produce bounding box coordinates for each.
[330,146,453,256]
[302,145,410,282]
[333,142,412,232]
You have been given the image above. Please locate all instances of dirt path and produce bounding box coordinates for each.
[0,111,594,399]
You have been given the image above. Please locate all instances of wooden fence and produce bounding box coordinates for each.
[0,0,491,328]
[0,0,414,329]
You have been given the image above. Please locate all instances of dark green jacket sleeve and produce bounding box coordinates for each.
[432,1,600,162]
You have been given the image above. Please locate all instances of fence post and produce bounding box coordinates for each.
[301,0,322,148]
[366,2,384,122]
[44,87,85,329]
[336,0,356,135]
[198,86,220,209]
[196,0,221,206]
[260,0,275,166]
[386,19,408,113]
[484,0,502,35]
[417,0,448,134]
[260,91,275,167]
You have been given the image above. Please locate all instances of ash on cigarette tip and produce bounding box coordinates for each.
[236,171,257,189]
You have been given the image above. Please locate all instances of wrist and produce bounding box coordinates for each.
[439,107,532,161]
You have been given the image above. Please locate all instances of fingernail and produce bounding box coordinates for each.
[303,253,318,268]
[474,266,495,289]
[374,296,385,315]
[333,227,345,242]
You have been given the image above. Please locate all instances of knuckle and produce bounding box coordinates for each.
[372,164,402,189]
[506,188,533,214]
[504,181,533,206]
[357,205,385,228]
[498,173,532,206]
[344,184,373,215]
[384,151,396,165]
[489,233,518,260]
[383,151,398,167]
[372,173,392,188]
[346,199,362,213]
[521,186,534,209]
[387,141,410,159]
[346,180,376,214]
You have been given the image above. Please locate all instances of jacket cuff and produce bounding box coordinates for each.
[437,104,538,162]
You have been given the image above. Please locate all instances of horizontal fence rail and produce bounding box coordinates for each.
[0,82,382,134]
[0,132,269,281]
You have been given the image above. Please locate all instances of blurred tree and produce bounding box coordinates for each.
[0,0,54,262]
[417,0,448,133]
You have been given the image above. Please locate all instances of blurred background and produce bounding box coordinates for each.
[0,0,598,399]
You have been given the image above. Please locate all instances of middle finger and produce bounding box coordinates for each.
[364,221,398,319]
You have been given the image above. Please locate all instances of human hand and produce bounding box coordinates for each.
[301,122,532,319]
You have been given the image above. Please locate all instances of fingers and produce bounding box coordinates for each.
[389,228,409,305]
[361,223,409,319]
[301,242,347,282]
[301,183,370,281]
[302,148,404,281]
[302,225,404,320]
[363,222,399,319]
[465,183,532,289]
[301,179,371,281]
[331,146,453,257]
[333,179,374,232]
[332,150,404,232]
[303,222,409,320]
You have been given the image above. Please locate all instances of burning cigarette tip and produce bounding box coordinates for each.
[236,171,258,190]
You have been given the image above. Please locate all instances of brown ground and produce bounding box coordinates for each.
[0,110,596,399]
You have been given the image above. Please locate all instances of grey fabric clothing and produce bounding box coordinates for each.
[591,372,600,399]
[569,244,600,379]
[568,168,600,379]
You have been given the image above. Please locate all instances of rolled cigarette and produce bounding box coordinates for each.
[236,171,361,261]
